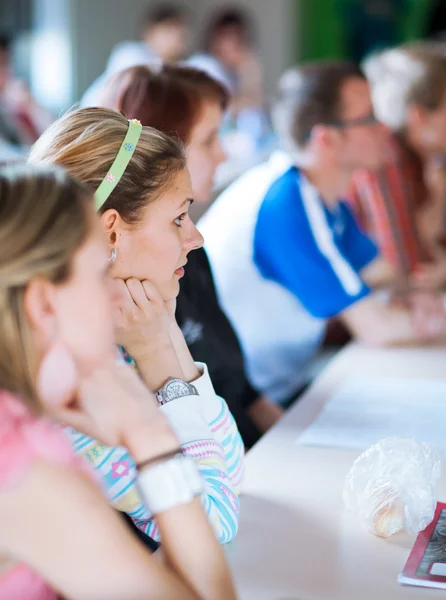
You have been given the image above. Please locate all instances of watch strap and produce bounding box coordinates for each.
[137,454,204,514]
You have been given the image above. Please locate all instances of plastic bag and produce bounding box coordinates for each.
[344,438,443,538]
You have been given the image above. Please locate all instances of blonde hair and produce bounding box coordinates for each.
[364,44,446,131]
[29,107,187,223]
[0,164,91,410]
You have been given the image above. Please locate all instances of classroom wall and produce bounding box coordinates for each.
[30,0,300,111]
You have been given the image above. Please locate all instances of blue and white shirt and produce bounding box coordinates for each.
[199,152,378,403]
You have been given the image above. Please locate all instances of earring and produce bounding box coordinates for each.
[109,248,117,263]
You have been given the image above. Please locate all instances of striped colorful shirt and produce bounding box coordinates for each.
[348,134,431,275]
[64,362,244,544]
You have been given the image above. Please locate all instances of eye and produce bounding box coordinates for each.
[204,132,217,147]
[174,213,188,227]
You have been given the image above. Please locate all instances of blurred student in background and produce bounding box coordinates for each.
[188,8,267,154]
[349,44,446,286]
[101,64,283,447]
[199,61,446,406]
[81,5,190,108]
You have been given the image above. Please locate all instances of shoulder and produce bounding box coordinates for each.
[0,391,79,492]
[186,54,234,91]
[256,167,310,237]
[260,166,303,211]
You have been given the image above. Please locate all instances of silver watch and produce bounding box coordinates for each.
[155,378,199,406]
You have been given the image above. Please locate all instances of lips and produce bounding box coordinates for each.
[175,258,187,278]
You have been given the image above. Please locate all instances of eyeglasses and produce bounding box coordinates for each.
[303,112,380,142]
[328,112,379,129]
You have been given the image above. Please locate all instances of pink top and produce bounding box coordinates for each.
[0,390,91,600]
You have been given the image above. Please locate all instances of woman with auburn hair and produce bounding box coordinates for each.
[105,63,284,448]
[0,164,236,600]
[29,106,244,548]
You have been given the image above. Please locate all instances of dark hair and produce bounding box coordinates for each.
[145,4,187,28]
[272,61,366,151]
[105,64,229,145]
[0,35,11,54]
[204,7,254,51]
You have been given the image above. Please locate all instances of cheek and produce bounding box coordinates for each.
[57,281,115,373]
[143,233,183,287]
[433,116,446,142]
[187,149,214,202]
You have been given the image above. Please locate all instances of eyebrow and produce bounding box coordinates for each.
[181,197,194,207]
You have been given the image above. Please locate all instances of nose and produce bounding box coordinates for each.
[185,221,204,253]
[215,138,227,166]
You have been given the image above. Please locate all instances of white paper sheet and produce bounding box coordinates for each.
[296,377,446,451]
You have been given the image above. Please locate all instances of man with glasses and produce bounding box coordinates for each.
[199,61,446,405]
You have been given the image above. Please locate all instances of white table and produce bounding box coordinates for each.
[228,343,446,600]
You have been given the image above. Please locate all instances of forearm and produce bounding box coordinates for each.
[247,396,284,433]
[133,342,185,392]
[156,499,238,600]
[129,421,238,599]
[169,321,200,382]
[161,394,241,544]
[341,297,437,347]
[360,257,407,291]
[362,310,422,347]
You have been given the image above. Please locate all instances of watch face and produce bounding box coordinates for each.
[165,379,189,400]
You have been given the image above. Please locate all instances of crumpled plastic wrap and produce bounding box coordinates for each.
[344,438,443,538]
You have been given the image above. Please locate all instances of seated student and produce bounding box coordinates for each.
[199,61,446,405]
[0,165,236,600]
[349,44,446,284]
[29,108,244,544]
[81,4,189,108]
[102,64,283,448]
[187,9,267,153]
[188,8,263,111]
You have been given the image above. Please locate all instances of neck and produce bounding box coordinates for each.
[299,161,351,206]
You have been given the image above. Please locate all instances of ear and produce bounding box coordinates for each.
[24,278,57,343]
[310,124,336,150]
[100,209,122,248]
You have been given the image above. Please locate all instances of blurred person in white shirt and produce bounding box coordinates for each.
[81,5,190,108]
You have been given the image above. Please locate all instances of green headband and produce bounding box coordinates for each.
[94,118,143,210]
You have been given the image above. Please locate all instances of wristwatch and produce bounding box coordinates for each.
[155,378,199,406]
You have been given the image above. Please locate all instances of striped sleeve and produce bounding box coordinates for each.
[160,392,241,543]
[62,390,241,543]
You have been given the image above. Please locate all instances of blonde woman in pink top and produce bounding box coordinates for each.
[0,165,237,600]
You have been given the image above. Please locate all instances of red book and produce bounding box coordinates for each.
[399,502,446,589]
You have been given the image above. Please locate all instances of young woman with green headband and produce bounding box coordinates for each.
[29,107,244,547]
[101,64,284,448]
